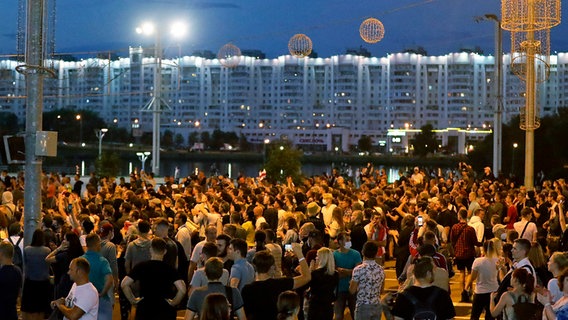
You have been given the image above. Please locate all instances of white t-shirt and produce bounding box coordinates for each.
[190,240,206,265]
[513,220,537,241]
[471,257,499,294]
[64,282,99,320]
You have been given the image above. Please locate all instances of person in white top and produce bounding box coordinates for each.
[466,239,499,320]
[546,252,568,304]
[468,208,485,243]
[513,207,538,243]
[52,257,99,320]
[321,193,336,227]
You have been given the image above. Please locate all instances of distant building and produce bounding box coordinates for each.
[0,49,565,154]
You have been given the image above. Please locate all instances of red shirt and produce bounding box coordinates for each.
[506,205,517,229]
[450,222,478,259]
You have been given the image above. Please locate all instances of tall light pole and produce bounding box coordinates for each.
[76,114,83,146]
[512,142,518,176]
[136,151,151,171]
[136,21,186,176]
[476,14,503,176]
[96,128,108,159]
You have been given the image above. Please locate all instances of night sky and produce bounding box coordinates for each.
[0,0,567,59]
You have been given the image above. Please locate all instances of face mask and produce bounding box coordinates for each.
[322,199,328,205]
[344,241,352,249]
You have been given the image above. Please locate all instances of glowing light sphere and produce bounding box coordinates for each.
[360,18,385,44]
[288,34,312,58]
[217,43,241,68]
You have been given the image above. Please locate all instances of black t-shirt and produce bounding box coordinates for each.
[437,209,458,229]
[242,277,294,320]
[0,264,23,320]
[129,260,180,301]
[392,286,456,320]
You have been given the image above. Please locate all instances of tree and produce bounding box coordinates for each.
[264,141,302,183]
[411,124,438,157]
[174,133,184,148]
[95,151,121,177]
[161,130,174,149]
[358,135,373,153]
[43,109,107,144]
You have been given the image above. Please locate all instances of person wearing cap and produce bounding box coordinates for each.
[321,193,336,227]
[303,202,325,235]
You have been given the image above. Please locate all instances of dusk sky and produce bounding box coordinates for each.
[0,0,567,59]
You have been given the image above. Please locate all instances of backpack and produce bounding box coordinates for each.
[401,286,441,320]
[8,236,23,270]
[512,293,543,320]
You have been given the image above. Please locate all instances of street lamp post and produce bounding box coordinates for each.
[76,114,83,146]
[96,128,108,159]
[263,138,270,164]
[136,151,151,171]
[512,142,518,177]
[137,21,186,176]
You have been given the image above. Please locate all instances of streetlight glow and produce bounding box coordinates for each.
[170,22,187,38]
[136,22,155,35]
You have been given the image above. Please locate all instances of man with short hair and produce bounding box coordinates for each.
[241,243,311,320]
[216,233,233,271]
[334,232,362,320]
[187,226,217,283]
[349,241,385,320]
[0,241,23,320]
[495,238,535,300]
[53,257,99,320]
[121,238,186,320]
[188,242,229,293]
[154,218,178,269]
[391,256,456,320]
[450,208,479,301]
[82,233,114,320]
[124,220,152,273]
[228,238,255,292]
[174,212,192,261]
[185,257,246,320]
[513,207,538,242]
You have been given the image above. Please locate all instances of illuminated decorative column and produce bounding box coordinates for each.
[500,0,560,190]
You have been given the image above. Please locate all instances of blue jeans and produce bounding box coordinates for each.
[98,297,114,320]
[355,303,382,320]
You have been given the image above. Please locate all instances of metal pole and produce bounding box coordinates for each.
[23,0,46,245]
[524,1,536,190]
[98,131,103,159]
[487,14,503,177]
[151,33,162,176]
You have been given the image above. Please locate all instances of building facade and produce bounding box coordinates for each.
[0,49,565,154]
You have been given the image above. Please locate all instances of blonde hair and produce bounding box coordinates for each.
[316,247,336,275]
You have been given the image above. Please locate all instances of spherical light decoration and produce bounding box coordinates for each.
[360,18,385,44]
[288,34,312,58]
[217,43,241,68]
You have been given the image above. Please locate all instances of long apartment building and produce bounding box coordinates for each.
[0,48,565,154]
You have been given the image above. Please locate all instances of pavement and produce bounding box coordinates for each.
[110,259,482,320]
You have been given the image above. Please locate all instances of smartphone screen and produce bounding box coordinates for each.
[285,244,292,252]
[417,216,423,227]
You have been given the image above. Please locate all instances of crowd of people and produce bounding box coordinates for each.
[0,163,568,320]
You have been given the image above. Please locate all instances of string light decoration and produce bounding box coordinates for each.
[359,18,385,43]
[501,0,560,32]
[217,43,241,68]
[510,29,550,84]
[500,0,561,190]
[288,34,312,58]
